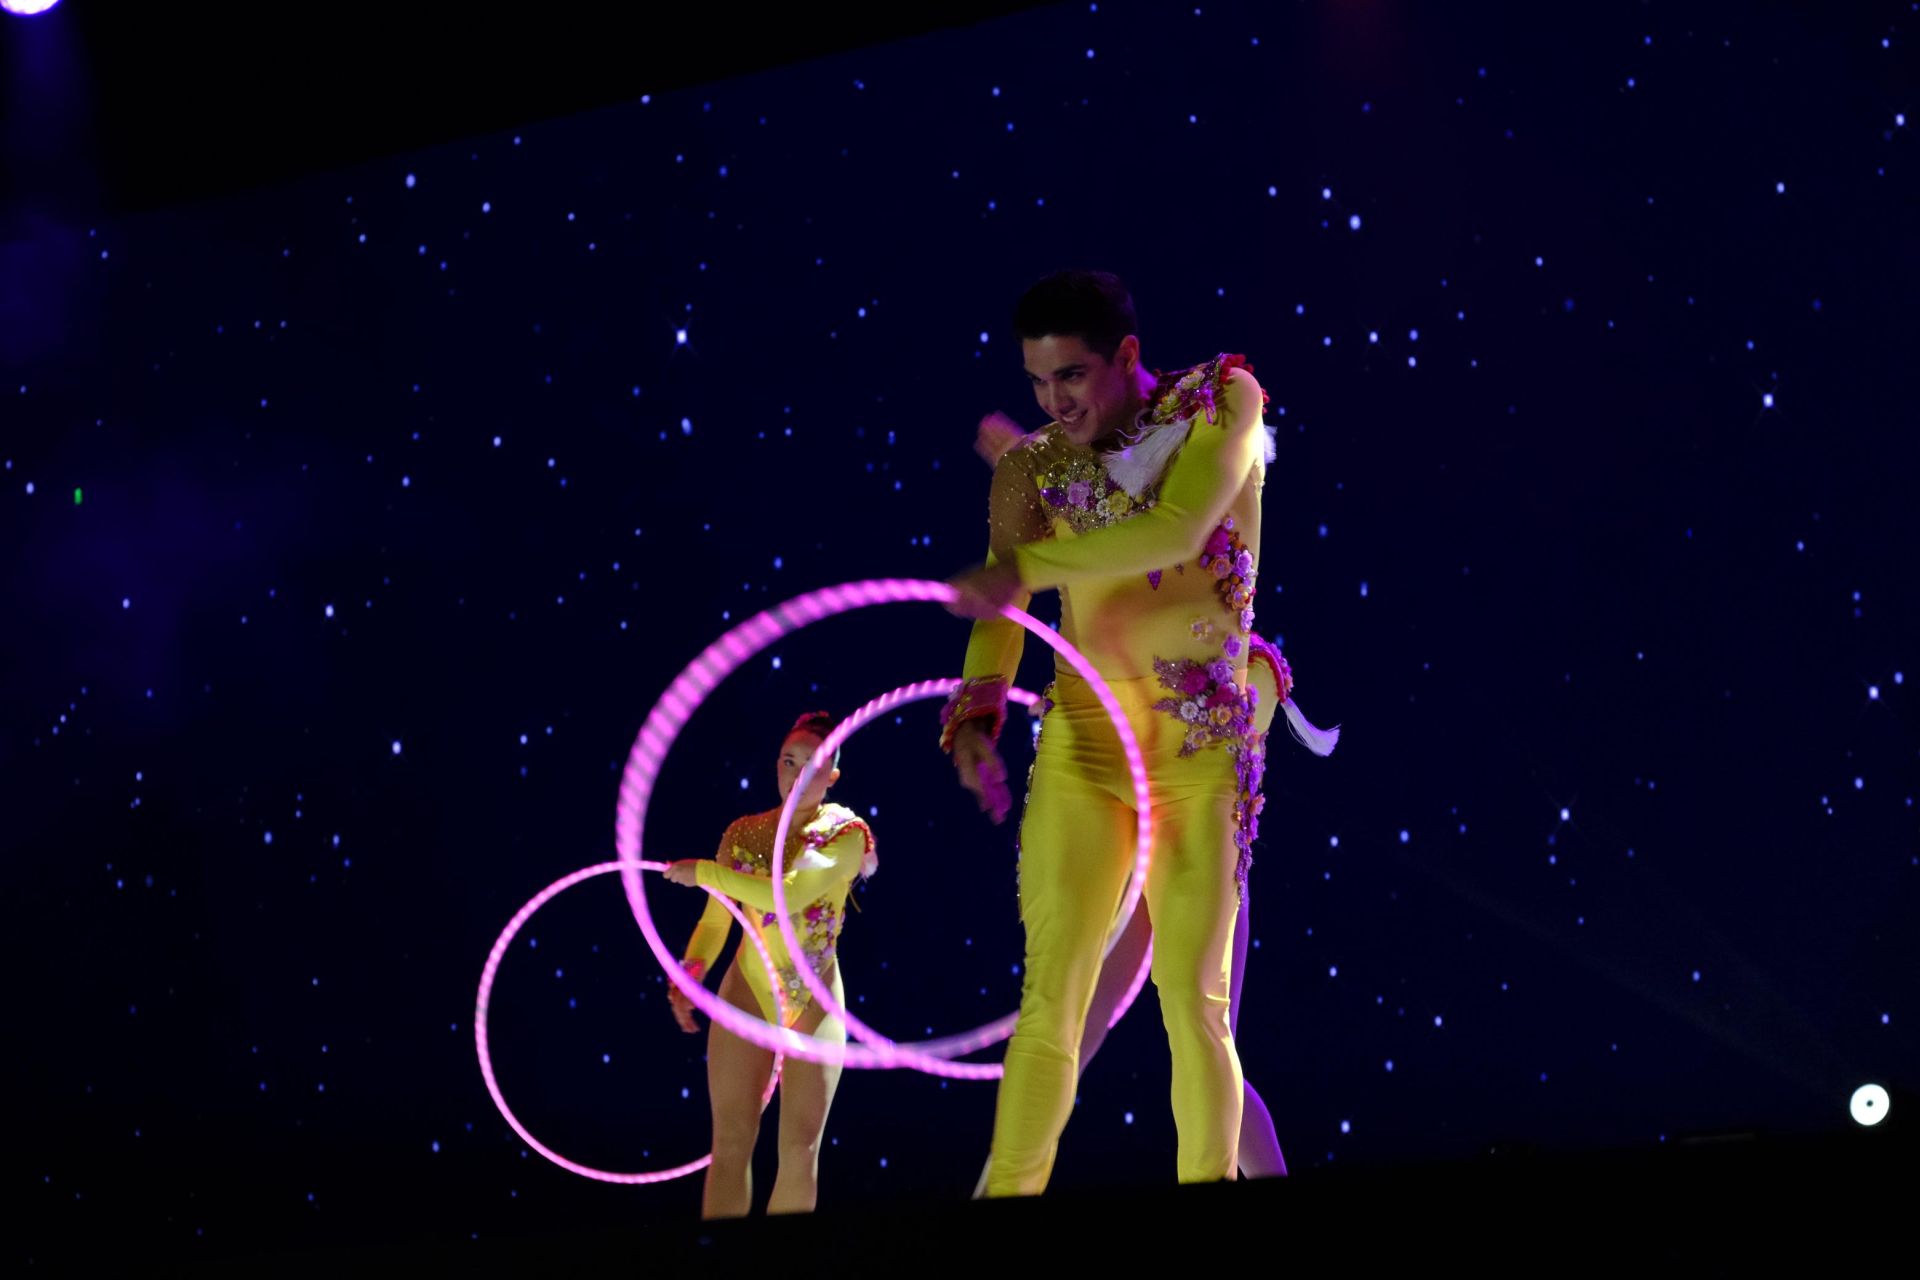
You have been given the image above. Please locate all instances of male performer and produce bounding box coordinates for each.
[943,269,1281,1194]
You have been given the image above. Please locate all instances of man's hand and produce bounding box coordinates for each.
[946,561,1023,619]
[975,411,1028,469]
[663,860,701,887]
[669,959,705,1034]
[951,720,1011,824]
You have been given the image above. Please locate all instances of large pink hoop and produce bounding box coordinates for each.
[615,580,1153,1072]
[767,678,1155,1069]
[473,860,792,1184]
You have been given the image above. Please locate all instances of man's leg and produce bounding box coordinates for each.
[1230,883,1287,1177]
[971,899,1151,1199]
[983,746,1133,1196]
[1144,776,1244,1183]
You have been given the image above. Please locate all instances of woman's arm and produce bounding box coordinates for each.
[679,891,733,976]
[694,823,871,913]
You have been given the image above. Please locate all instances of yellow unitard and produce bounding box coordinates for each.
[679,804,874,1026]
[955,355,1273,1194]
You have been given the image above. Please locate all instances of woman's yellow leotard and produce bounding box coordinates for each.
[679,803,873,1027]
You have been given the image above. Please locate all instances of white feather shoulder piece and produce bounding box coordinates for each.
[1103,416,1277,498]
[1104,417,1193,498]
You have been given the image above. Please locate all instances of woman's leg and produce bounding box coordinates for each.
[1230,884,1287,1177]
[767,962,847,1214]
[701,962,777,1219]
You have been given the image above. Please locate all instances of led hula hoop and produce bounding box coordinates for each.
[477,582,1155,1183]
[766,678,1156,1073]
[616,579,1153,1073]
[471,686,1083,1183]
[473,860,794,1184]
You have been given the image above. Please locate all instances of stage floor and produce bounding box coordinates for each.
[166,1128,1900,1274]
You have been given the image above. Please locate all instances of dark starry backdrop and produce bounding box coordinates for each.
[5,0,1917,1264]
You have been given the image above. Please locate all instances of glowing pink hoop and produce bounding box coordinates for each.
[473,860,793,1184]
[616,579,1153,1072]
[766,677,1154,1072]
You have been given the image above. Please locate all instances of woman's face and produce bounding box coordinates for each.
[775,731,838,809]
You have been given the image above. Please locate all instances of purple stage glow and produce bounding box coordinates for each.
[614,579,1153,1074]
[473,860,791,1184]
[1,0,62,16]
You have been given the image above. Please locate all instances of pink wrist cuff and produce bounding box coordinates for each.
[939,676,1008,752]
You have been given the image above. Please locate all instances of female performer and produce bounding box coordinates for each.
[662,711,876,1218]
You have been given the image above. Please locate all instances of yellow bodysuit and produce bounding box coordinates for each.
[954,353,1273,1194]
[680,803,874,1027]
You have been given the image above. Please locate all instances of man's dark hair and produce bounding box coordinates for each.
[1012,269,1139,362]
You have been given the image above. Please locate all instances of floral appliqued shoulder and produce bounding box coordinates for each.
[1144,353,1270,429]
[1107,353,1274,501]
[720,802,873,877]
[1016,427,1152,536]
[811,806,876,875]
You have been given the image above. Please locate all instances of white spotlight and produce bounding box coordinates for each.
[1849,1083,1889,1127]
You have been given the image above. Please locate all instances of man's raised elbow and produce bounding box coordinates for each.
[1222,366,1265,429]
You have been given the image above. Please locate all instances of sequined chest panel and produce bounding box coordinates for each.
[1029,434,1157,534]
[725,809,860,1014]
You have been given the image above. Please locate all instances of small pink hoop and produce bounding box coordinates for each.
[615,580,1153,1072]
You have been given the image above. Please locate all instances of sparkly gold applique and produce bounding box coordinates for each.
[719,806,866,1020]
[1012,355,1249,541]
[1027,432,1158,535]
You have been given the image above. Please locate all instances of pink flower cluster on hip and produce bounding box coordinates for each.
[1152,655,1261,757]
[1201,516,1257,634]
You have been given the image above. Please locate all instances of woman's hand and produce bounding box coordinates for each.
[975,411,1028,469]
[663,860,701,887]
[668,958,705,1034]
